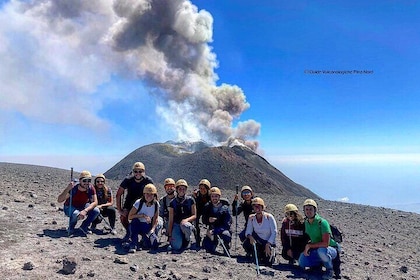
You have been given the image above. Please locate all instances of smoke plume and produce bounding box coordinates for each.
[0,0,260,150]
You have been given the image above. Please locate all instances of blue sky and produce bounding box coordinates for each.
[0,0,419,212]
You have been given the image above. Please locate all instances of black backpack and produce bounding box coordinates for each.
[318,220,343,243]
[330,224,343,243]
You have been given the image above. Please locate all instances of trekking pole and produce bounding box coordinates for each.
[217,234,231,258]
[68,167,73,237]
[98,213,112,230]
[253,242,260,275]
[235,185,239,251]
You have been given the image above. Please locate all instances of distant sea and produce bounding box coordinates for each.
[273,161,420,214]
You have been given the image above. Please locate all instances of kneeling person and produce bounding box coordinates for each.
[298,199,338,279]
[202,187,232,254]
[243,198,277,266]
[128,184,159,253]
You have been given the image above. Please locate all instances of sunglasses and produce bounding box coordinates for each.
[285,212,295,216]
[133,170,144,174]
[96,180,105,184]
[81,179,91,183]
[242,191,251,195]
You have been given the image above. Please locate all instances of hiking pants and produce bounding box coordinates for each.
[170,222,194,251]
[202,230,232,253]
[298,246,337,270]
[92,206,117,229]
[129,219,157,249]
[64,203,100,230]
[243,231,276,265]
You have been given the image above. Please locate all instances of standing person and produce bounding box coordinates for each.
[167,179,196,252]
[298,199,338,280]
[280,203,308,265]
[243,197,277,267]
[57,170,100,236]
[192,179,211,246]
[127,184,160,253]
[232,185,255,242]
[116,162,153,242]
[158,178,176,237]
[202,187,232,254]
[91,174,117,235]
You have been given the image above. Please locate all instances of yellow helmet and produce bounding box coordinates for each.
[79,170,92,180]
[95,174,106,183]
[132,162,145,171]
[241,185,253,193]
[143,184,157,194]
[199,179,211,189]
[164,178,175,186]
[303,199,318,209]
[284,203,298,213]
[251,197,265,209]
[209,187,221,196]
[175,179,188,189]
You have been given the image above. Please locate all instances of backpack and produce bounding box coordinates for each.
[330,224,343,243]
[319,220,343,243]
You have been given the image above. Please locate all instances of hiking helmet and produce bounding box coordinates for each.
[132,162,145,171]
[241,185,253,193]
[79,170,92,180]
[209,187,221,196]
[199,179,211,189]
[95,174,106,183]
[143,184,157,194]
[303,199,318,209]
[252,197,265,209]
[175,179,188,189]
[284,203,298,213]
[164,178,175,186]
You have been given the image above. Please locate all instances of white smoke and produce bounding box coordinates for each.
[0,0,260,149]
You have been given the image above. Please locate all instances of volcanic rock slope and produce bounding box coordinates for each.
[104,141,319,198]
[0,162,419,279]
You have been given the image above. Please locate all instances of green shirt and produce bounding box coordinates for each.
[304,214,337,247]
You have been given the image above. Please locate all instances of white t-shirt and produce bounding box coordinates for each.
[133,199,158,223]
[245,212,278,245]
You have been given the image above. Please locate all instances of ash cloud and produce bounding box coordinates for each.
[0,0,260,150]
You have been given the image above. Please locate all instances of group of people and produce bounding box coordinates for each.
[57,162,341,279]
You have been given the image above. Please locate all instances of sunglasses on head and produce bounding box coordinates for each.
[81,179,91,183]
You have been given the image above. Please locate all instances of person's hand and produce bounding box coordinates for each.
[180,219,189,226]
[304,244,311,256]
[233,194,239,201]
[265,243,272,257]
[209,217,217,223]
[78,209,87,220]
[143,215,151,224]
[248,235,256,245]
[66,182,74,192]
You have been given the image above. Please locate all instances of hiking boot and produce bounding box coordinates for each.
[104,224,111,231]
[80,227,92,236]
[128,245,136,254]
[122,232,130,242]
[90,223,97,231]
[322,269,334,279]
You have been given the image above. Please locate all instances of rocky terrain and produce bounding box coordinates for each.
[0,162,419,279]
